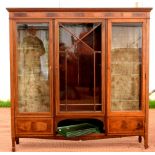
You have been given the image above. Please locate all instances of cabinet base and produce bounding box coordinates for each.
[12,134,148,151]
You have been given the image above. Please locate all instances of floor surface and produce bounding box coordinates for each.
[0,108,155,152]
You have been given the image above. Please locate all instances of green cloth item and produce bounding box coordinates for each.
[57,123,100,138]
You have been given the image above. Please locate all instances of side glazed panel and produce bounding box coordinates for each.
[16,23,50,113]
[111,22,142,111]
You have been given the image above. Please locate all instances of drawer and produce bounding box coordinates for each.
[108,117,144,134]
[16,118,53,135]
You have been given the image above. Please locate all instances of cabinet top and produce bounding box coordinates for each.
[7,8,152,12]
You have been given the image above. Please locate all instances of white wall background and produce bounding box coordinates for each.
[0,0,154,100]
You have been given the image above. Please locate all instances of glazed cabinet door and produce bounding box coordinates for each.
[55,19,105,115]
[107,19,146,135]
[14,21,53,135]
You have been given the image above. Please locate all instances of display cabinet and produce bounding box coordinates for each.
[7,8,152,151]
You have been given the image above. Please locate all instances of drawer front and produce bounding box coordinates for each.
[108,117,144,134]
[16,118,53,135]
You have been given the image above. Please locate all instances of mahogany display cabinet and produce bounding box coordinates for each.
[7,8,152,151]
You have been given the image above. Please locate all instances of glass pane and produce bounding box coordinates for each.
[59,23,102,112]
[17,23,50,112]
[111,23,142,111]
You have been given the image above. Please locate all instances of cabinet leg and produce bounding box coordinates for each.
[138,136,142,143]
[12,137,16,152]
[144,135,149,149]
[15,138,19,144]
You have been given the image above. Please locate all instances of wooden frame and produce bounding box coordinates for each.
[13,19,53,117]
[7,8,152,152]
[106,18,149,148]
[107,18,146,117]
[54,19,105,116]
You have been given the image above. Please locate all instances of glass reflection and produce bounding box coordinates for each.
[17,23,50,112]
[111,23,142,111]
[59,23,102,112]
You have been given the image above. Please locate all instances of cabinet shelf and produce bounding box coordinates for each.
[112,99,139,102]
[111,62,141,64]
[111,74,140,76]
